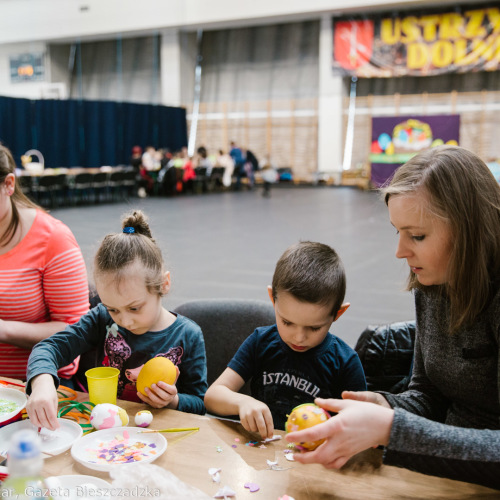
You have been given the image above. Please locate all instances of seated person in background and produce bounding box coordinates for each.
[140,146,159,194]
[197,146,214,176]
[129,145,148,198]
[129,145,143,173]
[26,210,208,430]
[217,150,234,188]
[204,241,366,439]
[182,157,196,193]
[0,144,88,383]
[229,141,246,190]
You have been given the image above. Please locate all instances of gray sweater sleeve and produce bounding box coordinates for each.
[380,331,449,422]
[384,409,500,490]
[378,288,500,490]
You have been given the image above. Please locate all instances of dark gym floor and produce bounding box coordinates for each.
[51,186,415,348]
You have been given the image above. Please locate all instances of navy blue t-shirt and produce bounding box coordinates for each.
[228,325,366,429]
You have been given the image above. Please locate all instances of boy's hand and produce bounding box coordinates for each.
[26,374,59,430]
[238,399,274,440]
[137,381,178,409]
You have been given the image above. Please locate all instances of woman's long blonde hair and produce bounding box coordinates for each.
[382,145,500,333]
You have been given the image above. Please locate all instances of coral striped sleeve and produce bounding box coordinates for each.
[0,210,89,379]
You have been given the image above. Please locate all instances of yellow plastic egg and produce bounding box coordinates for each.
[285,403,330,451]
[136,357,178,396]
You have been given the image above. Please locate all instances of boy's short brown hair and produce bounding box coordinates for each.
[271,241,346,316]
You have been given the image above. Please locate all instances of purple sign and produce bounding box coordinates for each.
[370,114,460,187]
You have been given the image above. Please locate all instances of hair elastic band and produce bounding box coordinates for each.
[123,227,135,234]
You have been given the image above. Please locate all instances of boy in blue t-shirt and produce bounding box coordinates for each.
[204,241,366,439]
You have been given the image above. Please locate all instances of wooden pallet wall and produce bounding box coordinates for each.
[187,98,318,181]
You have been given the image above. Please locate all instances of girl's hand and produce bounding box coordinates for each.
[26,374,60,431]
[238,399,274,440]
[137,381,178,409]
[285,397,394,469]
[342,390,391,408]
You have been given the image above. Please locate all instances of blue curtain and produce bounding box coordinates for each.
[0,96,187,168]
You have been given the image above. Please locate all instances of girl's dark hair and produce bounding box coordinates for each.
[0,144,39,247]
[382,145,500,333]
[271,241,346,316]
[94,210,166,295]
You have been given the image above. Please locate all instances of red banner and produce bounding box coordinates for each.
[333,4,500,77]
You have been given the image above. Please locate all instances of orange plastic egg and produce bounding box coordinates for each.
[136,357,177,396]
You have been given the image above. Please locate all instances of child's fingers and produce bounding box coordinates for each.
[155,381,176,395]
[27,409,41,429]
[239,414,254,434]
[139,384,176,408]
[137,391,162,409]
[37,406,58,431]
[263,410,274,439]
[254,413,269,440]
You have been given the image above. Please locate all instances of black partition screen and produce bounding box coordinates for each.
[0,96,187,168]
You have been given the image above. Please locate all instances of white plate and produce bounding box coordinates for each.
[0,387,27,424]
[0,418,83,457]
[71,427,167,473]
[45,475,111,500]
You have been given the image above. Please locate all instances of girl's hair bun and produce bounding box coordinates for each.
[121,210,153,239]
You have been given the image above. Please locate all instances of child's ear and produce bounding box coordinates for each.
[334,302,350,322]
[161,271,171,295]
[267,285,275,305]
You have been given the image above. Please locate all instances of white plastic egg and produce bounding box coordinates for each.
[90,403,129,430]
[134,410,153,428]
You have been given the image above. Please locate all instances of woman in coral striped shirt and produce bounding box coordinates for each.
[0,145,89,381]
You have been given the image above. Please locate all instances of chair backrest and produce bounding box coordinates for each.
[19,175,33,190]
[211,167,224,176]
[74,173,93,185]
[92,172,108,184]
[122,170,137,186]
[38,175,59,188]
[53,174,68,187]
[173,299,276,390]
[355,320,415,393]
[109,171,125,182]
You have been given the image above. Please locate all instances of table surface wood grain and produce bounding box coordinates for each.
[1,378,498,499]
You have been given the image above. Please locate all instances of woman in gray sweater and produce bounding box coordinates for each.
[286,145,500,490]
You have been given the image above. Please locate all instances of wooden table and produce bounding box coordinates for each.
[1,379,498,499]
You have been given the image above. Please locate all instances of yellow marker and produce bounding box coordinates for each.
[138,427,199,433]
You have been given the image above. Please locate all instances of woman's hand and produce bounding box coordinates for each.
[285,397,394,469]
[342,390,391,407]
[238,398,274,440]
[26,374,60,431]
[138,381,178,409]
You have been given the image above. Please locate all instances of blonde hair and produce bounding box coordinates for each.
[0,144,39,246]
[382,145,500,333]
[94,210,166,295]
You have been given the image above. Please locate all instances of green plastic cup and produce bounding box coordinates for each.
[85,367,120,405]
